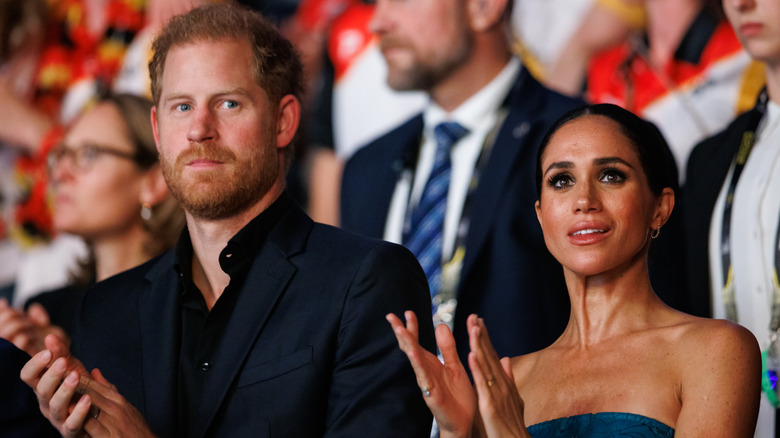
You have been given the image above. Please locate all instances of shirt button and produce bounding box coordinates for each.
[200,362,211,372]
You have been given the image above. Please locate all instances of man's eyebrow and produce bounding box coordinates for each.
[161,88,253,104]
[215,87,252,97]
[161,93,190,104]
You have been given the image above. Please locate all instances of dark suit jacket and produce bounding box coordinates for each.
[341,67,690,363]
[25,284,87,338]
[683,109,753,317]
[0,339,59,437]
[71,200,435,437]
[341,67,583,363]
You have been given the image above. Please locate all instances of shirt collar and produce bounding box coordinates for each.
[174,191,291,295]
[423,57,521,132]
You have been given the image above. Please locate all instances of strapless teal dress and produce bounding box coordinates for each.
[527,412,674,437]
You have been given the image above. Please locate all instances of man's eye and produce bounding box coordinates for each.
[176,103,192,112]
[221,100,239,109]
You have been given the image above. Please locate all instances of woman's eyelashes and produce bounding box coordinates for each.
[547,172,574,190]
[546,167,628,190]
[599,167,627,184]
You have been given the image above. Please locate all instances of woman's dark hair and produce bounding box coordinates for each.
[535,103,677,200]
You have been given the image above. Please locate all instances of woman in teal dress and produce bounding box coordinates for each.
[388,103,761,437]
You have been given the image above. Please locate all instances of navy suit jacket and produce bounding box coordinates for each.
[683,109,753,317]
[341,67,583,363]
[71,200,435,437]
[0,339,59,437]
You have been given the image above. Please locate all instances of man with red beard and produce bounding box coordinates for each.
[19,3,435,437]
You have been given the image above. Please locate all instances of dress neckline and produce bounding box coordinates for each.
[528,411,674,433]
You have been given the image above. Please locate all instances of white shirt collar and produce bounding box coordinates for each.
[423,57,521,133]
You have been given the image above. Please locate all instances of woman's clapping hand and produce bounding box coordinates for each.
[386,311,475,438]
[467,315,530,438]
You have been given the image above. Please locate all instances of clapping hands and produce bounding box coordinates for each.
[466,315,530,438]
[387,311,475,437]
[19,334,155,437]
[387,312,531,438]
[0,298,68,356]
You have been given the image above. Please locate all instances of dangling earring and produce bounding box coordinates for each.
[650,225,660,239]
[141,202,152,221]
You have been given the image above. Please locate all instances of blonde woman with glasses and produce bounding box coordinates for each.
[0,93,184,356]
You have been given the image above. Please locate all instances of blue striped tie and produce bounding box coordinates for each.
[405,121,469,302]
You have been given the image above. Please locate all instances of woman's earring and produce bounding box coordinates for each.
[650,226,660,239]
[141,202,152,221]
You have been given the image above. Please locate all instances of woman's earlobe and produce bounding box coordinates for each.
[140,164,171,207]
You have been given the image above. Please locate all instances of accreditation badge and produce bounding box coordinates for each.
[762,331,780,408]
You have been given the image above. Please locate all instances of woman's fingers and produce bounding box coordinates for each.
[436,323,460,367]
[386,313,417,353]
[501,357,514,380]
[387,312,434,391]
[404,310,419,340]
[468,316,504,395]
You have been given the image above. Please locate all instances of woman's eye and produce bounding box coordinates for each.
[600,168,627,184]
[548,174,573,190]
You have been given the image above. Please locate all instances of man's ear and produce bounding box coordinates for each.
[467,0,508,32]
[276,95,300,149]
[139,164,170,208]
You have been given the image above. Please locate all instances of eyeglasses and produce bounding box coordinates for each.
[47,142,140,174]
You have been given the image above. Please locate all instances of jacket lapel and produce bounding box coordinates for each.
[374,115,424,238]
[460,69,543,278]
[139,252,181,437]
[192,205,311,437]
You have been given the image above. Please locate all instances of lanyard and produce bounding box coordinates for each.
[719,88,780,331]
[402,109,507,328]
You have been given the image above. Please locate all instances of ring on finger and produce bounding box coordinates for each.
[487,377,496,387]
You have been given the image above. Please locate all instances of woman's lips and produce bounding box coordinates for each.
[567,222,611,245]
[740,22,764,37]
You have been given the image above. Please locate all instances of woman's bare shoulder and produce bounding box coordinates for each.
[666,314,760,378]
[670,315,757,353]
[509,347,554,389]
[668,317,762,435]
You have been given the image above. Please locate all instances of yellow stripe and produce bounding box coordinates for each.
[512,38,546,81]
[737,61,766,114]
[595,0,646,29]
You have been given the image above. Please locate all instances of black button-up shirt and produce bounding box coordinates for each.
[174,193,289,435]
